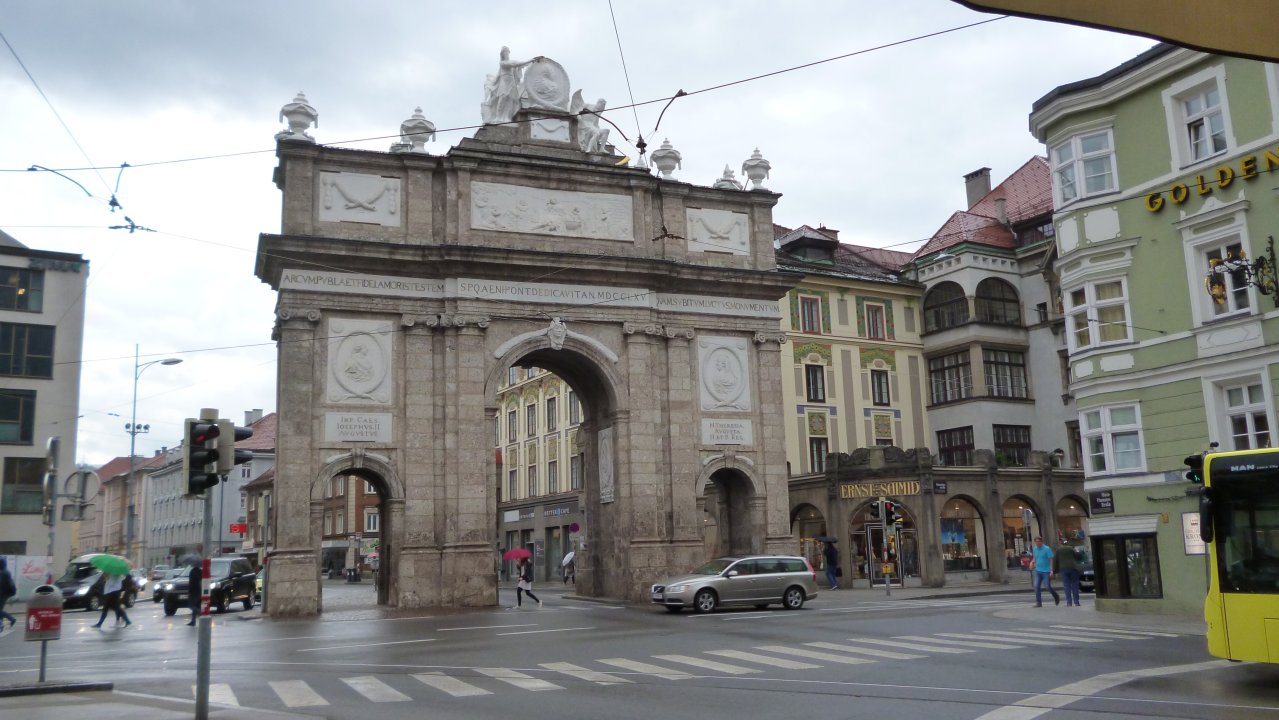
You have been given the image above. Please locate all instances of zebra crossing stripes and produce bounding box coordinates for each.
[1008,629,1112,643]
[540,661,633,684]
[341,675,412,702]
[412,672,492,697]
[960,631,1074,646]
[269,679,329,707]
[475,667,563,691]
[804,641,923,660]
[704,649,822,669]
[754,645,875,665]
[1050,624,1178,638]
[203,683,239,706]
[653,654,762,675]
[841,636,975,654]
[895,634,1023,650]
[597,658,692,681]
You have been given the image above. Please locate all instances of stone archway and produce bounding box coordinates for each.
[256,79,799,612]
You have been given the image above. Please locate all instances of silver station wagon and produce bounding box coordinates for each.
[651,554,819,613]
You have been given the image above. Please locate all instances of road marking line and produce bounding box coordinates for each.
[1004,629,1111,643]
[440,624,536,631]
[974,659,1233,720]
[474,667,563,691]
[412,672,492,697]
[896,635,1022,650]
[805,641,922,660]
[540,661,632,684]
[653,654,761,675]
[1049,624,1178,638]
[704,649,821,669]
[269,680,328,707]
[842,637,973,654]
[967,631,1070,646]
[295,638,437,652]
[200,683,239,706]
[341,675,411,702]
[754,645,875,665]
[496,626,594,636]
[596,658,691,680]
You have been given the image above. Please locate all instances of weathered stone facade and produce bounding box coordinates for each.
[256,110,800,614]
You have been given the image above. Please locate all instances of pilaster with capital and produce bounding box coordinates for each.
[752,331,791,539]
[400,315,438,550]
[621,325,665,544]
[275,306,322,552]
[663,326,700,543]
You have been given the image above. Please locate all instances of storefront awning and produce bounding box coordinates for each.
[1087,514,1159,537]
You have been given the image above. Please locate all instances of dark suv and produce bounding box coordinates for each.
[163,558,257,616]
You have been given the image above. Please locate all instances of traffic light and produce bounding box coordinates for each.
[885,500,903,525]
[1184,454,1205,484]
[184,418,221,495]
[868,499,881,520]
[215,420,255,474]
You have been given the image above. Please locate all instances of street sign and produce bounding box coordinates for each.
[229,523,248,533]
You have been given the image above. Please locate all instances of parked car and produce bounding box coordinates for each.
[150,564,173,581]
[153,567,188,603]
[54,554,138,611]
[163,558,256,616]
[651,555,818,613]
[255,567,264,602]
[1079,548,1095,593]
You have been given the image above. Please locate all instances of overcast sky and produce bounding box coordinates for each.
[0,2,1156,467]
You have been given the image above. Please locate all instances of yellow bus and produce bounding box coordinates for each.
[1200,447,1279,663]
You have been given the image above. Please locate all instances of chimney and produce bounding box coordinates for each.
[245,409,264,426]
[964,167,991,209]
[995,198,1007,226]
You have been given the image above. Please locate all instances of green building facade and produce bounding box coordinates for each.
[1030,45,1279,615]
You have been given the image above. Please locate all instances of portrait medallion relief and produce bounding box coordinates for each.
[327,318,393,404]
[697,336,751,412]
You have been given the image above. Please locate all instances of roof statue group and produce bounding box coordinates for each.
[273,46,772,189]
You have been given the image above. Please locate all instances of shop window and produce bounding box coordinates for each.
[940,498,985,572]
[805,364,826,402]
[937,426,974,466]
[1095,535,1162,599]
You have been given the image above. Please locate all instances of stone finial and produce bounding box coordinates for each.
[713,164,744,190]
[741,147,771,190]
[392,107,436,153]
[650,138,682,179]
[276,91,319,143]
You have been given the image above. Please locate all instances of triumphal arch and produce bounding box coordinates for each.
[255,52,799,614]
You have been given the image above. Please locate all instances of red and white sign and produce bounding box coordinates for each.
[229,523,248,533]
[25,606,61,641]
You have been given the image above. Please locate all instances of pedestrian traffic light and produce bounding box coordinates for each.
[184,418,221,495]
[885,500,903,525]
[215,420,255,474]
[869,499,881,520]
[1184,454,1205,484]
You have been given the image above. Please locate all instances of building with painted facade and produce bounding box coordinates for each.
[1030,45,1279,614]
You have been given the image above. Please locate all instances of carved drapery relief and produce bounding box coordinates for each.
[327,318,393,405]
[318,171,401,227]
[686,208,749,255]
[697,336,751,412]
[598,426,615,503]
[470,181,633,241]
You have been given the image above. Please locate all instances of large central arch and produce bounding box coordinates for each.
[256,100,799,613]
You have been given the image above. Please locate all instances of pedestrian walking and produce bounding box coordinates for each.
[1055,541,1082,607]
[1031,536,1060,607]
[563,558,575,585]
[516,558,541,608]
[0,558,17,630]
[822,541,839,590]
[92,571,132,628]
[186,562,202,626]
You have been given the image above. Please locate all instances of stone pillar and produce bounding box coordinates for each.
[755,332,794,552]
[398,315,439,608]
[622,323,669,594]
[978,449,1007,585]
[664,326,701,553]
[267,306,322,616]
[918,460,945,588]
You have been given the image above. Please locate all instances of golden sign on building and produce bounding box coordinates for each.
[839,481,922,499]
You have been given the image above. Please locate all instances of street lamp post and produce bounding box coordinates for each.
[124,345,182,566]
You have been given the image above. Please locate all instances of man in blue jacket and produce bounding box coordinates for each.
[1031,536,1060,607]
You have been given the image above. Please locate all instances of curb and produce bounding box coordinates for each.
[0,681,113,698]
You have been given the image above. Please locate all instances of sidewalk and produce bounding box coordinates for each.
[0,574,1204,719]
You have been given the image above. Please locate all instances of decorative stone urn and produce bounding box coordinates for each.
[391,107,436,153]
[712,165,744,190]
[276,92,319,143]
[741,148,771,190]
[650,138,682,179]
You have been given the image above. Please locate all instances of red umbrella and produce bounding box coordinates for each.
[502,548,531,560]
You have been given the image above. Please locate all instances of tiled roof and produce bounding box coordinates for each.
[238,412,277,451]
[242,467,275,491]
[913,157,1051,259]
[840,244,913,271]
[95,453,168,483]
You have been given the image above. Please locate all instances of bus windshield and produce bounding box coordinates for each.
[1213,475,1279,594]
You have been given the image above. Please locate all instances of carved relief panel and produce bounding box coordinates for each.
[697,336,752,412]
[327,318,393,405]
[686,208,749,255]
[470,181,634,241]
[318,171,401,227]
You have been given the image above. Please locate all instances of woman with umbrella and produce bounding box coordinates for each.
[90,554,132,629]
[502,548,540,608]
